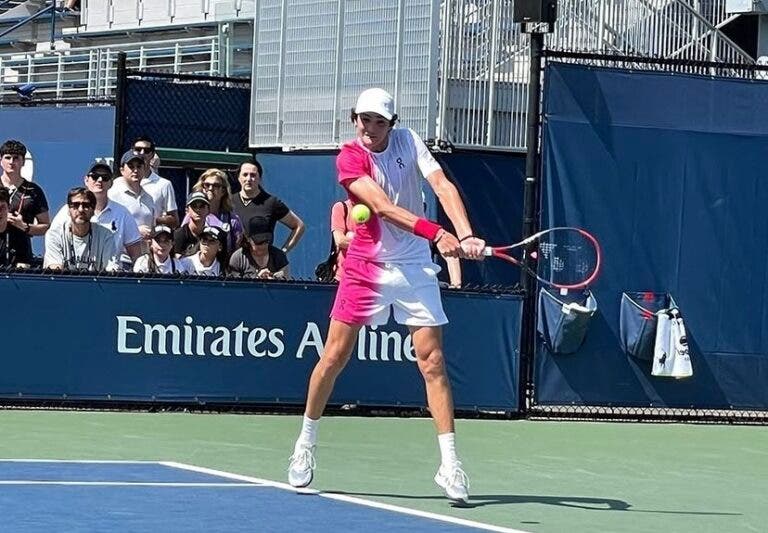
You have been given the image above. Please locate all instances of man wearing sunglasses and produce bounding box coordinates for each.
[49,162,143,268]
[44,187,118,272]
[132,135,179,228]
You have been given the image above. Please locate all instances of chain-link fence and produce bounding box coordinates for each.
[115,63,251,160]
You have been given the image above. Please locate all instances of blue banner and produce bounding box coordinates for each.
[0,275,521,411]
[537,62,768,409]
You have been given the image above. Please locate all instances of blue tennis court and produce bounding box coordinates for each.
[0,460,523,533]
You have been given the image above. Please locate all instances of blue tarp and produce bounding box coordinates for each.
[536,62,768,409]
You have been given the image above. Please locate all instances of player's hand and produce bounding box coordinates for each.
[435,230,462,258]
[257,268,273,279]
[460,237,486,260]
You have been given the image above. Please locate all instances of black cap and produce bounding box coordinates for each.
[247,216,273,244]
[121,150,144,166]
[186,191,210,207]
[87,162,113,179]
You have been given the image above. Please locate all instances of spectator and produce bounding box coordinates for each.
[109,151,159,251]
[330,199,356,281]
[0,186,32,268]
[133,225,191,274]
[132,136,179,228]
[43,188,118,271]
[0,140,50,251]
[228,216,289,280]
[184,226,226,276]
[232,159,305,253]
[49,162,142,267]
[173,191,213,258]
[187,168,244,251]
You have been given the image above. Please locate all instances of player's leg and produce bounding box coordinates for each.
[393,263,469,504]
[409,325,469,504]
[306,319,361,418]
[288,319,360,488]
[289,256,389,488]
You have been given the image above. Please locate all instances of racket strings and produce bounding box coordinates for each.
[537,236,597,285]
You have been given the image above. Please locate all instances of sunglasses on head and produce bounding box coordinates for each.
[69,201,93,210]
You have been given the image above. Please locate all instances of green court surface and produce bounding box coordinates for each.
[1,410,765,533]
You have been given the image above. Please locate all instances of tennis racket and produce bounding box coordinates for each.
[484,227,601,290]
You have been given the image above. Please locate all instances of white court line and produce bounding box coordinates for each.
[0,459,160,464]
[0,481,259,487]
[162,461,532,533]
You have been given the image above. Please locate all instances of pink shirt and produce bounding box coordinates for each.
[330,199,356,281]
[336,128,441,264]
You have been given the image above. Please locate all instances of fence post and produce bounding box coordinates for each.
[113,52,128,172]
[519,29,545,412]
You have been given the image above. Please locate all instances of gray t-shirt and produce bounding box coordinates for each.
[43,222,118,271]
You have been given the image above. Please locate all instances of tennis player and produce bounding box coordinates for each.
[288,88,485,504]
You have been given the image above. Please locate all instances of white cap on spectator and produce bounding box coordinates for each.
[153,225,173,239]
[355,88,395,121]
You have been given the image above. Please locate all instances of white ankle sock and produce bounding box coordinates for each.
[296,415,319,450]
[438,432,459,467]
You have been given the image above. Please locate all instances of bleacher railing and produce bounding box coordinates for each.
[0,35,220,103]
[437,0,754,152]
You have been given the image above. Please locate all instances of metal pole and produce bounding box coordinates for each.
[49,2,56,50]
[113,52,128,173]
[519,29,544,411]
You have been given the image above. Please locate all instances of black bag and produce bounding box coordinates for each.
[315,201,347,282]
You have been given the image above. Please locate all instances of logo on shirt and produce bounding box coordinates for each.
[396,157,405,169]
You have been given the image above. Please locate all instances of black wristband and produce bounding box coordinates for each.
[459,235,475,242]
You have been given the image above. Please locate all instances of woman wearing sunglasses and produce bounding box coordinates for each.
[186,168,243,252]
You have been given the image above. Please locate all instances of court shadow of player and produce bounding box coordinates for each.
[324,491,740,515]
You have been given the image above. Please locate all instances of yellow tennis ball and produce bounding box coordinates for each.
[351,204,371,223]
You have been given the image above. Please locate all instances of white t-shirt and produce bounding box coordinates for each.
[50,200,142,255]
[336,127,442,263]
[133,254,192,274]
[43,222,118,271]
[141,171,178,215]
[185,253,221,276]
[108,178,159,230]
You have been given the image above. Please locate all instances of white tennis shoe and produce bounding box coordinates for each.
[434,462,470,504]
[288,444,316,488]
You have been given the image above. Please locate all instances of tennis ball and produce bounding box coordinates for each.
[351,204,371,223]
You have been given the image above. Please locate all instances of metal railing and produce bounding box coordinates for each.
[0,35,220,102]
[437,0,755,152]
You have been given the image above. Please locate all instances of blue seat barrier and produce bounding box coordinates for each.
[0,274,522,412]
[619,292,677,361]
[537,288,597,355]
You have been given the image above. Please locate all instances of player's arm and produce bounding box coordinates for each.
[424,169,485,260]
[346,176,462,257]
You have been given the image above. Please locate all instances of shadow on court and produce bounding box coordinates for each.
[325,491,741,516]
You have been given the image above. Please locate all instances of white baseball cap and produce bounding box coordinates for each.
[355,88,395,121]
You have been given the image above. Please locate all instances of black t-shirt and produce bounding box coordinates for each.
[8,179,49,224]
[232,189,290,237]
[228,246,288,278]
[0,224,33,266]
[173,225,201,258]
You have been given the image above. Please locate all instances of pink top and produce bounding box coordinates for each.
[336,128,441,264]
[330,199,356,280]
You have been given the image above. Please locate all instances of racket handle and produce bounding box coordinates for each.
[483,246,493,256]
